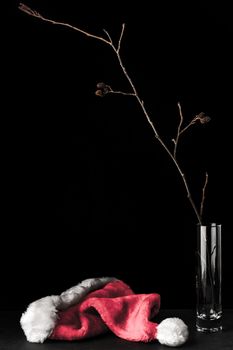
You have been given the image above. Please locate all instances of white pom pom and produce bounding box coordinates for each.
[157,317,189,347]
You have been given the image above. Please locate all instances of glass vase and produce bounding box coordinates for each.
[196,223,222,332]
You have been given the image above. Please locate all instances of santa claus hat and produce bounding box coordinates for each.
[20,277,188,347]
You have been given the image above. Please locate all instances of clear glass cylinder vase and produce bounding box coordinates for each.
[196,223,222,332]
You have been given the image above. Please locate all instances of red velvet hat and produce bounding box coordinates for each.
[20,277,188,347]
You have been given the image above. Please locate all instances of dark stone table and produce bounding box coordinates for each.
[1,309,233,350]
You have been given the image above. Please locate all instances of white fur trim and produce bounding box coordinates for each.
[157,318,189,347]
[20,295,60,343]
[59,277,116,309]
[20,277,117,343]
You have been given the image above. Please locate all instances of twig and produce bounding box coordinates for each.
[103,29,113,45]
[180,119,196,135]
[95,83,135,97]
[173,102,184,159]
[19,3,204,224]
[200,172,208,220]
[109,91,136,96]
[173,105,209,157]
[18,3,111,46]
[179,112,210,136]
[117,23,125,53]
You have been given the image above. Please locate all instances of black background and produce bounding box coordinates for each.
[3,1,233,310]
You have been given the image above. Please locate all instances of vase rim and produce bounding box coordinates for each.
[197,222,221,227]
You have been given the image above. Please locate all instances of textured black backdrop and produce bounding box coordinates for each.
[3,1,233,309]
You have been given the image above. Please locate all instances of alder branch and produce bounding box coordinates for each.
[173,102,184,159]
[19,3,112,46]
[117,23,125,53]
[180,113,211,135]
[173,104,211,158]
[103,29,113,45]
[200,172,209,220]
[19,3,209,224]
[110,91,136,96]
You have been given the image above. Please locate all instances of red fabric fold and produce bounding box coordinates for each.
[50,280,160,342]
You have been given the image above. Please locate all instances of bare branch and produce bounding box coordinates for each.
[103,29,113,45]
[180,113,211,136]
[179,118,196,135]
[117,23,125,53]
[173,102,184,159]
[95,83,135,97]
[200,172,209,220]
[109,91,135,96]
[18,3,40,17]
[19,2,205,224]
[19,3,111,46]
